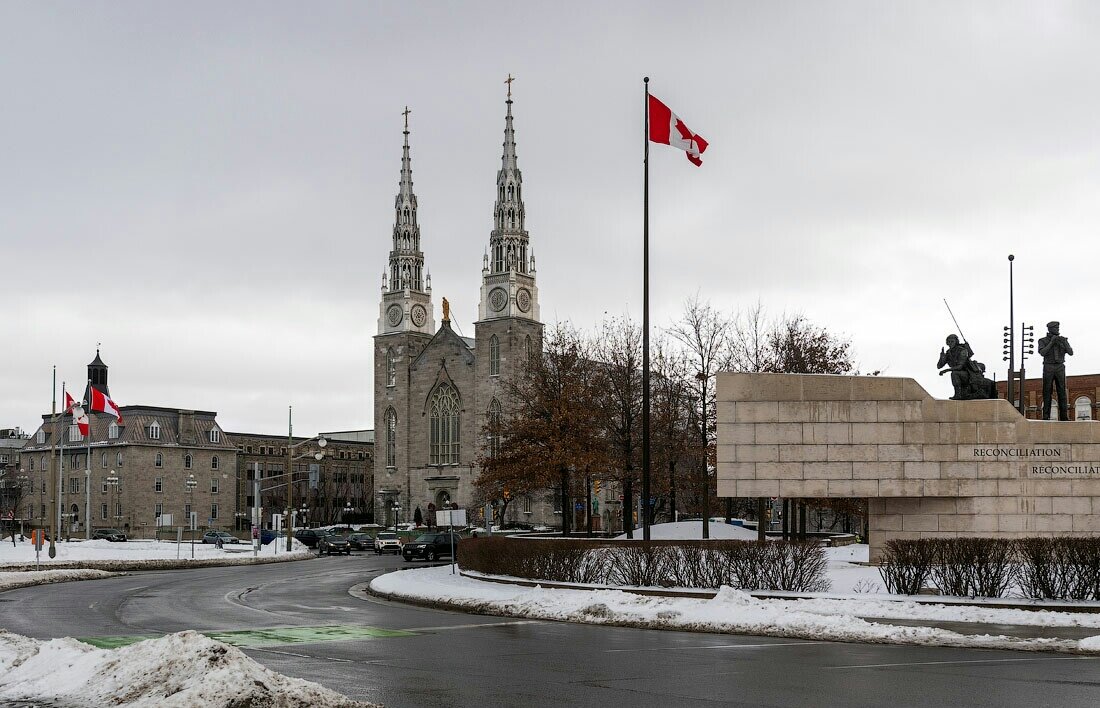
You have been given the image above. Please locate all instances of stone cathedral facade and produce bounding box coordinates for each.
[372,92,552,529]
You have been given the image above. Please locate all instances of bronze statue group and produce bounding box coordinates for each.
[937,321,1073,420]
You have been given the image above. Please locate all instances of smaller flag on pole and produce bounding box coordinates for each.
[648,94,708,166]
[65,392,90,437]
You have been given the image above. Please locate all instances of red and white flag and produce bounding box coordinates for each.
[65,392,90,437]
[648,94,708,166]
[90,389,123,424]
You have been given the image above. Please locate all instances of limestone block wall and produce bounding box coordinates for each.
[716,373,1100,560]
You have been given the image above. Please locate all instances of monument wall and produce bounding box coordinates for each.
[716,373,1100,561]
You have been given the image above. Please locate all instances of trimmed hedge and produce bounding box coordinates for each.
[457,537,828,592]
[878,537,1100,600]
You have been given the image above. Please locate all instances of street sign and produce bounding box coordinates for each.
[436,509,467,527]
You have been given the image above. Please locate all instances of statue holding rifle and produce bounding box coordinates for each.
[937,301,997,400]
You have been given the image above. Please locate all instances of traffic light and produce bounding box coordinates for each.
[593,479,601,496]
[502,488,510,500]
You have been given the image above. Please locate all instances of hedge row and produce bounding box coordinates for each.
[457,537,828,592]
[878,537,1100,600]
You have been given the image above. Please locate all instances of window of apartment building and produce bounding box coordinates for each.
[71,454,79,468]
[101,503,108,520]
[116,452,123,467]
[210,504,218,520]
[28,458,34,471]
[101,479,108,493]
[37,430,45,444]
[155,503,162,518]
[148,421,160,440]
[246,445,253,454]
[101,452,107,468]
[185,503,191,517]
[40,504,46,518]
[184,454,192,469]
[108,422,118,439]
[155,452,163,468]
[69,478,80,494]
[155,477,163,493]
[69,425,82,442]
[211,455,219,470]
[523,495,532,514]
[209,429,220,444]
[210,477,219,494]
[115,503,121,518]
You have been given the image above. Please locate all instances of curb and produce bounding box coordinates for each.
[0,552,314,573]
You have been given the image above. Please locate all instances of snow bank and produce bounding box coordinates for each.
[0,569,117,592]
[614,520,762,541]
[0,630,377,707]
[0,537,312,570]
[371,566,1099,654]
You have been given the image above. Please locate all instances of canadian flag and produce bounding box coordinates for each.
[648,94,708,166]
[65,392,90,437]
[90,389,124,424]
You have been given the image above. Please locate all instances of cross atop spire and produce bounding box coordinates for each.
[504,73,515,99]
[402,105,411,133]
[388,107,425,293]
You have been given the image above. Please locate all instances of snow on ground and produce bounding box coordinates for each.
[0,569,118,592]
[371,565,1100,654]
[614,520,763,541]
[0,630,376,707]
[0,537,311,568]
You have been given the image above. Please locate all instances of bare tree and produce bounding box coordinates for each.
[668,295,733,539]
[650,337,692,525]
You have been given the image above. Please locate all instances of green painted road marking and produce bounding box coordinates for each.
[77,635,159,649]
[77,625,415,650]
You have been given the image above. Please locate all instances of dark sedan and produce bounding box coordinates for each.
[401,532,460,562]
[317,533,351,556]
[92,528,127,542]
[347,533,375,551]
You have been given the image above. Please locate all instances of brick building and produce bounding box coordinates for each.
[229,430,374,530]
[995,373,1100,420]
[19,352,236,536]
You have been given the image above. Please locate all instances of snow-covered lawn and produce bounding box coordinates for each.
[0,630,376,707]
[0,569,118,592]
[370,565,1100,654]
[0,537,312,568]
[614,520,763,541]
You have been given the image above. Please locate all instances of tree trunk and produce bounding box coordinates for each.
[559,468,571,535]
[756,497,766,542]
[668,460,677,521]
[623,478,634,539]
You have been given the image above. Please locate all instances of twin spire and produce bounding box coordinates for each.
[384,77,534,299]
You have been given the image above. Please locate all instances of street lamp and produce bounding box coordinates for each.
[284,404,327,552]
[185,473,197,558]
[17,474,29,539]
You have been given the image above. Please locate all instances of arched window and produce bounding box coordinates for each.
[108,422,119,439]
[1075,396,1093,421]
[488,399,502,458]
[28,458,34,471]
[387,348,397,387]
[489,335,500,376]
[211,455,220,470]
[148,421,160,440]
[184,454,193,470]
[100,452,107,469]
[155,452,163,468]
[385,408,397,467]
[429,384,460,465]
[116,452,124,468]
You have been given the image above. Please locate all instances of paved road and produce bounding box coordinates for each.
[2,553,1100,707]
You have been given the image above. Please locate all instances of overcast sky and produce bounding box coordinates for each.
[4,2,1100,436]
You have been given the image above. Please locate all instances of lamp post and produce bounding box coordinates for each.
[17,474,29,539]
[185,473,197,558]
[1004,255,1016,409]
[106,471,119,530]
[695,371,710,540]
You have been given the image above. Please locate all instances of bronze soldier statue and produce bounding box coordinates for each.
[1038,321,1073,420]
[937,334,996,400]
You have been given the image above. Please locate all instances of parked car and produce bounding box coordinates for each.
[292,529,325,548]
[402,532,460,562]
[347,533,375,551]
[92,528,127,542]
[202,531,240,545]
[317,533,351,556]
[374,531,402,554]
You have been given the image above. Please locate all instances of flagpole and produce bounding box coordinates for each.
[56,382,66,548]
[48,368,58,557]
[642,77,652,542]
[85,379,92,539]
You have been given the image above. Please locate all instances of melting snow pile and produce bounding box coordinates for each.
[0,630,377,707]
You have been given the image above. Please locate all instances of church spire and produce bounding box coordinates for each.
[489,75,529,275]
[388,106,426,294]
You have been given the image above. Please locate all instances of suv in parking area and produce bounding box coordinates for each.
[92,528,127,542]
[347,533,375,551]
[293,529,325,548]
[402,532,460,562]
[374,531,402,554]
[317,533,351,556]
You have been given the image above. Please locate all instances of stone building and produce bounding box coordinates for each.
[19,352,236,536]
[373,90,558,529]
[229,430,374,530]
[0,428,29,525]
[996,373,1100,421]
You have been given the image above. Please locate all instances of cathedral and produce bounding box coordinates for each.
[372,87,551,529]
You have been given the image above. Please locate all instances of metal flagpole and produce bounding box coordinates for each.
[48,367,58,558]
[85,379,92,539]
[56,382,66,546]
[642,76,652,542]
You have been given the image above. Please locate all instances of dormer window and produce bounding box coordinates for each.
[148,421,161,440]
[36,430,45,444]
[68,425,82,442]
[209,429,220,444]
[108,422,119,440]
